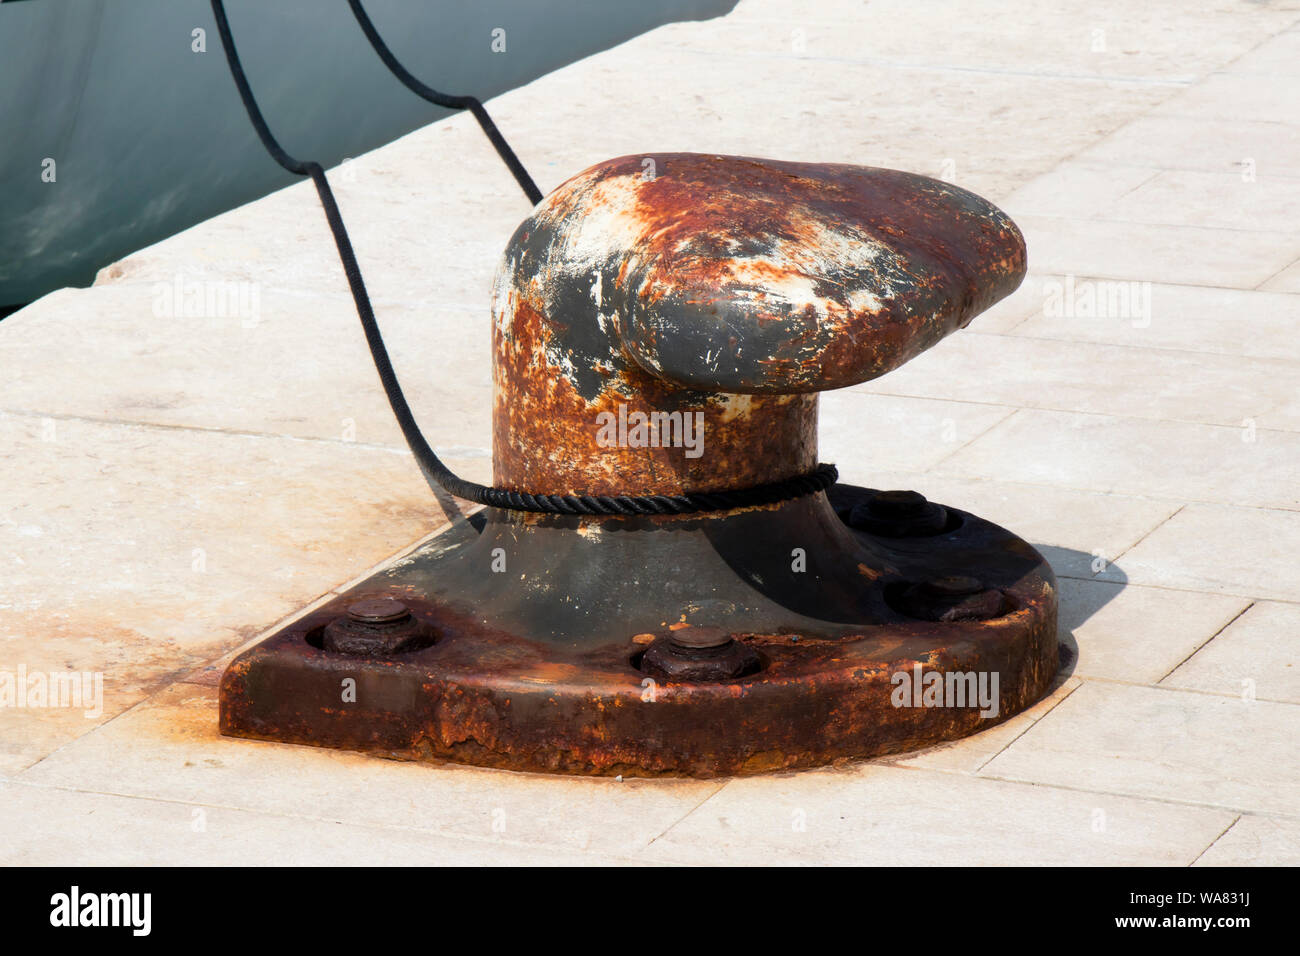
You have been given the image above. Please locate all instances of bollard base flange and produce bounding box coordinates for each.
[219,485,1058,777]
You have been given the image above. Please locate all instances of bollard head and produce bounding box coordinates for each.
[492,153,1026,495]
[496,152,1026,395]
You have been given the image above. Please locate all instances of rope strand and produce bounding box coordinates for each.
[344,0,542,204]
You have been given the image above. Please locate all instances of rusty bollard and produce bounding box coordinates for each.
[221,153,1058,776]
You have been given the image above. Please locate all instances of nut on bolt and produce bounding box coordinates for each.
[848,489,949,537]
[639,625,760,682]
[322,597,431,657]
[895,576,1008,622]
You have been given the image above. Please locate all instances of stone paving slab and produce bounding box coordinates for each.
[1076,115,1300,179]
[18,684,724,860]
[0,780,638,866]
[1006,276,1300,360]
[1055,578,1249,684]
[1014,215,1299,288]
[1007,161,1300,234]
[641,763,1239,866]
[980,681,1300,817]
[852,331,1300,430]
[938,410,1300,510]
[0,286,494,454]
[1162,601,1300,704]
[1096,504,1300,603]
[1192,813,1300,867]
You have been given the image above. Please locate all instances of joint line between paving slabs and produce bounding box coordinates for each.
[1255,254,1300,291]
[985,324,1300,362]
[1019,211,1298,239]
[989,309,1037,335]
[0,406,421,454]
[972,679,1084,774]
[664,46,1199,87]
[924,406,1021,472]
[1053,574,1300,608]
[1109,503,1185,565]
[641,782,730,851]
[1114,168,1166,203]
[1046,672,1300,707]
[1188,814,1242,866]
[1020,267,1300,298]
[858,390,1300,440]
[1,778,654,865]
[971,771,1295,819]
[1156,601,1256,684]
[1067,157,1300,185]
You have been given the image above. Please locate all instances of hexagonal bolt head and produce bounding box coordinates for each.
[848,489,949,537]
[322,598,432,657]
[640,626,761,682]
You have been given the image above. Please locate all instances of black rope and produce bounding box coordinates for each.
[209,0,837,515]
[345,0,542,205]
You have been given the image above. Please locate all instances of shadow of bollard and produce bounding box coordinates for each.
[1032,543,1128,680]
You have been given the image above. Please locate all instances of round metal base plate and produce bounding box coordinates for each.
[220,486,1058,777]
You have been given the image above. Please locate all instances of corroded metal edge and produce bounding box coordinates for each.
[219,495,1058,778]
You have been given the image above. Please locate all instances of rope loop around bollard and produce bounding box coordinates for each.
[209,0,837,515]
